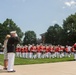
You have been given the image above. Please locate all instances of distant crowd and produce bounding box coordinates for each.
[15,43,76,59]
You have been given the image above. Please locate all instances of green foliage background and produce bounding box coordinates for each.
[0,13,76,45]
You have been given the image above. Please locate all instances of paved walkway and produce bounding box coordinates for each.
[0,61,76,75]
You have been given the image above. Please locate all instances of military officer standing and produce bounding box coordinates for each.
[7,31,19,72]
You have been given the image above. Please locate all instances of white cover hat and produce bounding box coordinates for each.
[10,31,16,34]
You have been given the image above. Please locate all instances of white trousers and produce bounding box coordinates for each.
[29,52,33,58]
[37,53,41,58]
[74,53,76,59]
[56,52,60,58]
[20,52,22,58]
[25,53,28,58]
[33,53,37,59]
[45,52,49,58]
[16,52,20,57]
[7,53,15,71]
[41,53,46,58]
[22,53,25,58]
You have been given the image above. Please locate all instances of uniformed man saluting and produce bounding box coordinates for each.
[7,31,20,72]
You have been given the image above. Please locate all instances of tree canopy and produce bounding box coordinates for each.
[45,13,76,45]
[45,24,62,45]
[23,31,37,45]
[0,18,23,44]
[0,13,76,46]
[62,13,76,45]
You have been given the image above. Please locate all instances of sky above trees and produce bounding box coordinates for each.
[0,0,76,38]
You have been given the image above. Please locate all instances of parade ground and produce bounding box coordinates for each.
[0,61,76,75]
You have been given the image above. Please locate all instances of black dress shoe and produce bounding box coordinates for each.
[3,68,7,70]
[74,59,76,61]
[8,70,16,72]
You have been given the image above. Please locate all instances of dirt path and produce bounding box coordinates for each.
[0,61,76,75]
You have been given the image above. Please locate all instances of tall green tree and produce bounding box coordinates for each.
[0,23,4,44]
[23,31,37,45]
[62,13,76,45]
[0,18,23,44]
[45,24,62,45]
[45,13,76,45]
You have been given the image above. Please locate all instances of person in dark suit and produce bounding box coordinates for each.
[7,31,19,72]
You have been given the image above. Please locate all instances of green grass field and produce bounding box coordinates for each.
[0,54,74,65]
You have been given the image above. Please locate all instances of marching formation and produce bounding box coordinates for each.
[15,43,76,60]
[2,30,76,73]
